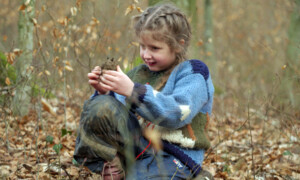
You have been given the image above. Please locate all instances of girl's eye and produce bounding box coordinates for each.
[151,46,160,50]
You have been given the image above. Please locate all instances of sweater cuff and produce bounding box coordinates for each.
[163,141,202,177]
[90,90,115,99]
[127,83,147,109]
[90,90,99,99]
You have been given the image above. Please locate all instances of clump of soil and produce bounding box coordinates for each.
[100,57,118,75]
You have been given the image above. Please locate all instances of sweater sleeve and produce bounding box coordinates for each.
[126,64,210,129]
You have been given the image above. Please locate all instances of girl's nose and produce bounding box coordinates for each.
[143,49,151,59]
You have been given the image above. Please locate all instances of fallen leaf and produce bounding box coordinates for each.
[5,77,10,85]
[24,0,31,6]
[143,128,162,151]
[6,52,15,64]
[41,98,57,116]
[125,5,135,16]
[65,65,74,72]
[19,4,27,11]
[44,70,51,76]
[3,35,7,42]
[70,7,77,16]
[136,7,144,13]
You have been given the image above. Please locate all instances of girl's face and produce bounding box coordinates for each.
[139,34,176,72]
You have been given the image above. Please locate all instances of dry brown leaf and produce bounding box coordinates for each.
[143,128,162,151]
[0,166,10,177]
[41,5,46,11]
[64,60,71,66]
[19,4,27,11]
[41,98,57,116]
[5,77,10,85]
[206,51,212,56]
[136,7,143,13]
[53,56,59,65]
[58,67,63,77]
[38,71,44,76]
[3,35,7,42]
[282,64,287,70]
[24,0,31,6]
[91,17,100,26]
[26,6,33,13]
[38,172,51,180]
[13,48,23,56]
[70,7,77,16]
[45,70,51,76]
[31,18,37,26]
[6,52,15,64]
[65,65,74,72]
[197,39,204,46]
[233,157,247,171]
[67,166,79,176]
[131,41,139,47]
[125,5,135,16]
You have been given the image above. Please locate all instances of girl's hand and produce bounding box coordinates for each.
[88,66,109,94]
[100,66,134,97]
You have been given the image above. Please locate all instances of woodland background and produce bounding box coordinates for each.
[0,0,299,179]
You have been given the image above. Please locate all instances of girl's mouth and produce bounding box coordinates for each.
[146,61,156,66]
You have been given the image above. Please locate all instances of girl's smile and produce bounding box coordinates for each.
[139,34,177,72]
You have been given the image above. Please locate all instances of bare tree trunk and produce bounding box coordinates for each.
[188,0,197,33]
[204,0,216,78]
[285,0,300,107]
[287,0,300,65]
[187,0,198,58]
[13,0,35,116]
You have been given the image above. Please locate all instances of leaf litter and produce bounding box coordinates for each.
[0,94,299,179]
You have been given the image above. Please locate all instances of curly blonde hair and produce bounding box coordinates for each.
[133,3,191,90]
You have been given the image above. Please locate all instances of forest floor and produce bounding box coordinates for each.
[0,93,299,180]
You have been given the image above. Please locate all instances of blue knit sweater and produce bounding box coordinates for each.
[92,59,214,175]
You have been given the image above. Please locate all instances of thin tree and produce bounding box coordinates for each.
[13,0,36,116]
[186,0,198,58]
[203,0,216,78]
[285,0,300,107]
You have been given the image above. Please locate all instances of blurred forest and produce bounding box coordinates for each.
[0,0,299,179]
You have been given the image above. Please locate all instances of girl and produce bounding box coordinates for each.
[74,3,214,180]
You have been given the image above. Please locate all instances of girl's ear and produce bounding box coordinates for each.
[175,39,185,53]
[179,39,185,45]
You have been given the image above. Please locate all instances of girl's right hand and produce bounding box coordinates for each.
[88,66,108,94]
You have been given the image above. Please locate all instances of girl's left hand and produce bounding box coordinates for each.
[100,66,134,97]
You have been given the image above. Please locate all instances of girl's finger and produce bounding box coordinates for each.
[99,81,112,91]
[102,74,118,82]
[92,70,101,75]
[103,70,120,76]
[88,79,99,85]
[88,73,99,79]
[100,75,114,87]
[94,66,101,71]
[116,65,123,73]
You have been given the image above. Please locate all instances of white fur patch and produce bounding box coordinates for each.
[153,90,159,97]
[179,105,191,121]
[154,126,195,148]
[161,130,195,148]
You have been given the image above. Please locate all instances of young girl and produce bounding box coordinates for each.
[74,3,214,180]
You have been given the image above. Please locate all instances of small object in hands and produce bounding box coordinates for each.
[100,57,118,76]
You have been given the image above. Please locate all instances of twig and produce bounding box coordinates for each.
[205,115,249,159]
[62,165,72,179]
[247,91,255,179]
